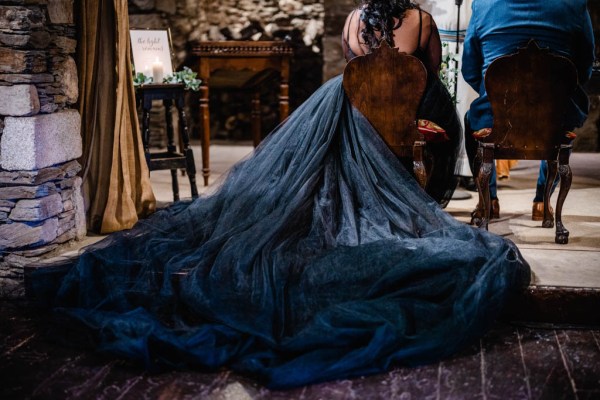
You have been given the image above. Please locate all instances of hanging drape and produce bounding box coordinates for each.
[77,0,156,234]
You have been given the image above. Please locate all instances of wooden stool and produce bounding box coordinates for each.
[136,83,199,202]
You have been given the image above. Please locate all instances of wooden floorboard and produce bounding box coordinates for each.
[481,325,530,399]
[1,300,599,400]
[518,328,576,400]
[556,330,600,398]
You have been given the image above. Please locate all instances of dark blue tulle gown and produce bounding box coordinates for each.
[46,75,530,388]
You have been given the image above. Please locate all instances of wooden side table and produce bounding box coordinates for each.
[136,83,199,201]
[191,41,293,186]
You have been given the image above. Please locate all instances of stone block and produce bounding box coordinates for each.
[0,47,46,74]
[57,209,75,236]
[47,0,73,24]
[0,6,45,30]
[0,74,54,84]
[58,176,78,190]
[129,13,164,30]
[1,109,82,171]
[54,228,75,243]
[72,176,86,239]
[6,254,36,269]
[29,30,52,48]
[9,193,63,221]
[0,84,40,116]
[53,35,76,53]
[0,159,80,185]
[12,243,58,258]
[0,32,29,47]
[62,198,73,211]
[54,55,77,103]
[130,0,155,11]
[0,31,51,49]
[0,199,16,210]
[0,217,58,250]
[156,0,176,14]
[0,182,57,200]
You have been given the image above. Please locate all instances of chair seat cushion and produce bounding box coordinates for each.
[417,119,449,142]
[473,128,493,139]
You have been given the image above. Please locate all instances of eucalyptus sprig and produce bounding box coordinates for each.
[133,72,153,86]
[163,66,202,91]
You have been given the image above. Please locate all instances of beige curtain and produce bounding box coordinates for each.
[78,0,156,234]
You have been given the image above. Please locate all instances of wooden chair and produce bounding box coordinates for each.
[342,41,432,188]
[472,40,578,244]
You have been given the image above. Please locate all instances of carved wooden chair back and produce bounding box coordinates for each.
[342,41,429,187]
[474,40,578,244]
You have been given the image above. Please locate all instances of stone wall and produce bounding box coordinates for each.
[128,0,325,140]
[0,0,85,298]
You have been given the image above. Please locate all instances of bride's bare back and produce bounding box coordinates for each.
[342,8,441,74]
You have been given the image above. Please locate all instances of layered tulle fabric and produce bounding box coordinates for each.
[48,76,529,388]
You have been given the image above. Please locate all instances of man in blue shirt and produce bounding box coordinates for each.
[461,0,595,221]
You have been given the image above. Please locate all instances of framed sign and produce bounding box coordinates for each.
[129,29,174,83]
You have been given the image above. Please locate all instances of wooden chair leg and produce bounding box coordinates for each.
[412,141,427,188]
[555,144,572,244]
[543,159,558,228]
[470,145,483,226]
[476,143,494,230]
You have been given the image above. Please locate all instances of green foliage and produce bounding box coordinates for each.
[439,42,459,105]
[133,72,153,86]
[132,66,202,91]
[163,66,202,91]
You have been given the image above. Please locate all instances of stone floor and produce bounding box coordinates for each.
[2,143,599,399]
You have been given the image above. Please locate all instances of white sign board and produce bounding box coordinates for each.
[129,29,174,83]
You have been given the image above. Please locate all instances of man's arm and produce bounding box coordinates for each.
[461,5,483,92]
[572,6,595,85]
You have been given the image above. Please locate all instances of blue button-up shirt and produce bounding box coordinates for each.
[462,0,595,130]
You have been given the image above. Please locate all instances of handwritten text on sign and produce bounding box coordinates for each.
[129,29,174,79]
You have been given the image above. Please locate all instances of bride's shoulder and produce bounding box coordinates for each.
[344,8,364,30]
[346,7,364,19]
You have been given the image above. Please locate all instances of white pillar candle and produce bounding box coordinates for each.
[152,59,164,84]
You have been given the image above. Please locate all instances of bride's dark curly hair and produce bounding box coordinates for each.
[358,0,419,49]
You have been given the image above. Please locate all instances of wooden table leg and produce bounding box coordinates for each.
[199,82,210,186]
[252,90,261,147]
[279,78,289,121]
